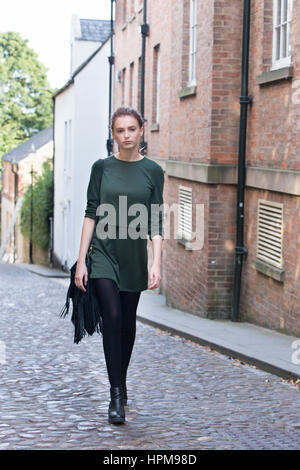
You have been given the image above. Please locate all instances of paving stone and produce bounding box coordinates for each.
[0,262,300,449]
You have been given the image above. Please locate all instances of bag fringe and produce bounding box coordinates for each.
[59,253,103,343]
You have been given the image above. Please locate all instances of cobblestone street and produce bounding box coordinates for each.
[0,262,300,450]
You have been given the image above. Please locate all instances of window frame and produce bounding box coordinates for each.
[152,44,160,124]
[129,62,134,107]
[64,119,72,177]
[122,0,127,24]
[121,67,126,106]
[271,0,293,71]
[156,46,160,123]
[188,0,197,86]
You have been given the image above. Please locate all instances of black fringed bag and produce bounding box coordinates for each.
[59,159,104,344]
[59,246,102,344]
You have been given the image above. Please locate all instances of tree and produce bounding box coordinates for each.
[0,32,56,180]
[20,159,53,253]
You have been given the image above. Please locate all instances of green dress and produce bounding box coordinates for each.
[84,154,164,292]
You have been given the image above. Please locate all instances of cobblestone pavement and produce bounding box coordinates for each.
[0,262,300,450]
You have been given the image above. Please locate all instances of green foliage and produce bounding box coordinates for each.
[20,159,53,252]
[0,31,56,187]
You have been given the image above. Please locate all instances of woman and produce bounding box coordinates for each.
[75,106,165,424]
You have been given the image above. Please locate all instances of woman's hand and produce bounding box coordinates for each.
[75,261,88,292]
[148,261,162,290]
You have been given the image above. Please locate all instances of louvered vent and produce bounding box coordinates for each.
[178,185,193,240]
[256,199,284,269]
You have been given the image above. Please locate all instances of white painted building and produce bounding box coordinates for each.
[70,15,111,74]
[53,18,113,270]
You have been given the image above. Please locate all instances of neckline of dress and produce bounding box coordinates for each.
[112,153,146,163]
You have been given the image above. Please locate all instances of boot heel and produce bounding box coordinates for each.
[108,386,125,424]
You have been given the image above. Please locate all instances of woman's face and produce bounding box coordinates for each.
[112,115,144,152]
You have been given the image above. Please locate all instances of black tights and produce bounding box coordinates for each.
[93,278,141,388]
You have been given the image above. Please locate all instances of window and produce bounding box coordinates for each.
[189,0,197,85]
[137,57,142,112]
[178,185,193,241]
[64,119,72,177]
[121,67,126,105]
[272,0,292,70]
[256,199,284,269]
[152,44,160,124]
[129,62,134,107]
[122,0,127,24]
[136,0,143,11]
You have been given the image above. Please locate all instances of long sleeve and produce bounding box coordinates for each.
[148,165,165,241]
[84,159,102,220]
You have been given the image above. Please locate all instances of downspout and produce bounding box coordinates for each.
[50,95,55,267]
[232,0,252,321]
[107,0,115,156]
[11,160,18,263]
[140,0,149,154]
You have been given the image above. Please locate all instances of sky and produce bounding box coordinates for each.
[0,0,111,90]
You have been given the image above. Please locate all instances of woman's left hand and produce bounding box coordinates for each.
[148,262,162,289]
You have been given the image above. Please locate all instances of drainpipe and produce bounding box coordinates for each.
[29,164,34,264]
[140,0,149,154]
[232,0,252,321]
[107,0,115,156]
[11,159,18,263]
[50,96,55,267]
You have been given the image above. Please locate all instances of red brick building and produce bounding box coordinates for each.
[113,0,299,336]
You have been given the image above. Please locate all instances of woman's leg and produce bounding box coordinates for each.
[93,278,123,387]
[119,291,141,385]
[93,278,141,388]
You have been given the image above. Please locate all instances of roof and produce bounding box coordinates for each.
[2,126,53,163]
[80,19,112,42]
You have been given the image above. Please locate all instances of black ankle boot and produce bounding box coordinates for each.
[120,384,128,406]
[108,386,125,424]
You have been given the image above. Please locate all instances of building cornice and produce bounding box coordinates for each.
[151,158,300,196]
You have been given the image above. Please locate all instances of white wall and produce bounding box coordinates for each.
[71,40,101,75]
[53,85,75,269]
[54,38,111,269]
[72,38,111,264]
[70,14,102,75]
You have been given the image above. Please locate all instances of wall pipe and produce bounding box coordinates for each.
[140,0,149,154]
[107,0,116,156]
[232,0,252,321]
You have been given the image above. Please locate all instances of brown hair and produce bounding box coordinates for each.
[111,106,144,132]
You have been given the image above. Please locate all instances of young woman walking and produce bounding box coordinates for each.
[75,107,165,424]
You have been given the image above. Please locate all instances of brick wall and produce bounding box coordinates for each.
[239,0,300,334]
[113,0,300,335]
[241,189,300,335]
